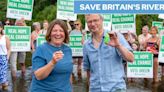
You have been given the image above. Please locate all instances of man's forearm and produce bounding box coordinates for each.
[116,44,134,62]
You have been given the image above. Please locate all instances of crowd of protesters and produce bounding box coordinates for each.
[0,15,164,92]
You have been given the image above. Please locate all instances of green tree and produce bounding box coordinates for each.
[0,0,7,21]
[136,14,163,35]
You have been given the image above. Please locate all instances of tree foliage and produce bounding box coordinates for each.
[136,14,163,35]
[0,0,7,21]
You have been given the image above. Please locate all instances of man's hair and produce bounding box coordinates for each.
[85,14,104,20]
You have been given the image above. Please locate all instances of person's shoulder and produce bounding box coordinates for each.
[31,30,35,34]
[33,43,48,58]
[148,33,152,37]
[37,42,48,49]
[138,34,143,36]
[4,35,9,39]
[63,44,72,51]
[138,34,143,38]
[5,35,10,41]
[31,31,36,35]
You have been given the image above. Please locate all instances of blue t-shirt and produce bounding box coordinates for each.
[30,42,73,92]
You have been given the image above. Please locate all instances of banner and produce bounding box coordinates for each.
[159,36,164,63]
[152,21,163,28]
[101,14,112,31]
[36,35,46,47]
[4,26,31,52]
[158,14,164,19]
[69,35,83,57]
[74,0,164,14]
[127,51,153,78]
[57,0,77,21]
[6,0,34,20]
[112,14,136,33]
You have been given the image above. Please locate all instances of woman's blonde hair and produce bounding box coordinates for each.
[150,26,158,33]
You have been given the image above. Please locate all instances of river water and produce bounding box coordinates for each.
[1,65,163,92]
[1,52,163,92]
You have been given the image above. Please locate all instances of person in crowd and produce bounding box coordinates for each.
[145,26,160,83]
[128,41,139,83]
[0,21,11,90]
[30,19,73,92]
[41,20,49,35]
[9,18,27,80]
[83,14,134,92]
[69,19,85,82]
[157,27,164,81]
[122,31,137,46]
[138,25,152,51]
[3,19,15,26]
[31,22,42,52]
[4,19,11,25]
[122,31,138,83]
[131,41,139,51]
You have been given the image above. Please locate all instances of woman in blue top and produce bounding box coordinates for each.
[30,19,73,92]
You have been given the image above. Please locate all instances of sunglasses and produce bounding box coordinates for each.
[5,23,10,25]
[74,24,79,26]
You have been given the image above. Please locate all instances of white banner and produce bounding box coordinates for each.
[57,0,77,21]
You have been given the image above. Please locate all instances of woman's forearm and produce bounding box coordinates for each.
[34,61,56,80]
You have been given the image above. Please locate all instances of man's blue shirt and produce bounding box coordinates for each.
[83,31,132,92]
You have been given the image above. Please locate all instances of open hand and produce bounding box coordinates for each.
[108,32,121,48]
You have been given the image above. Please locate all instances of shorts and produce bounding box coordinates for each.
[73,57,82,64]
[154,54,158,58]
[9,52,26,71]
